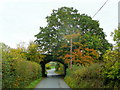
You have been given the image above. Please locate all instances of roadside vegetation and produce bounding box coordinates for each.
[26,77,42,88]
[64,28,120,88]
[64,63,103,88]
[45,62,56,70]
[1,42,44,88]
[55,62,64,75]
[35,7,119,88]
[1,6,120,88]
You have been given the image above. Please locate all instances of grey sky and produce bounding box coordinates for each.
[118,1,120,27]
[0,0,119,48]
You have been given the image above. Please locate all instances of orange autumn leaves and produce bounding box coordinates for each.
[63,47,99,66]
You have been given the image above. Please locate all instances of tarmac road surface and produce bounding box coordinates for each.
[35,68,70,88]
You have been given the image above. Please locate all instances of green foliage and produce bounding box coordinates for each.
[35,7,111,55]
[111,28,120,51]
[80,32,112,54]
[113,28,120,43]
[49,62,56,68]
[45,63,51,70]
[103,50,120,88]
[26,77,42,88]
[64,63,103,88]
[2,43,42,88]
[101,28,120,88]
[55,62,64,75]
[26,41,45,63]
[64,40,120,88]
[55,62,60,71]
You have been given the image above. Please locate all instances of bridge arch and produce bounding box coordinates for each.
[40,55,68,77]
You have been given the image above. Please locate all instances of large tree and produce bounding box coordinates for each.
[35,7,111,55]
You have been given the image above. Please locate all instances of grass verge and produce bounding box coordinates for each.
[54,70,64,75]
[26,77,43,88]
[50,66,55,69]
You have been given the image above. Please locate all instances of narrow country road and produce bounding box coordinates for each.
[47,68,58,76]
[35,68,70,88]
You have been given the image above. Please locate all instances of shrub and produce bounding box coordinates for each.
[2,48,42,88]
[102,50,120,88]
[45,64,51,70]
[55,62,64,75]
[64,63,103,88]
[55,62,60,71]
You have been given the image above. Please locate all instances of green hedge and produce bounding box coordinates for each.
[64,63,103,88]
[64,61,120,88]
[2,49,42,88]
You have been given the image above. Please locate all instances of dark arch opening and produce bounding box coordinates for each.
[45,61,66,77]
[40,55,68,77]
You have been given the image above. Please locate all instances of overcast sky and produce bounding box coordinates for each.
[0,0,119,48]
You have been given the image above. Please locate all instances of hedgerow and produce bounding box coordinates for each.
[2,44,42,88]
[64,51,120,88]
[64,63,103,88]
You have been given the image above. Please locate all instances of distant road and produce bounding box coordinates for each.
[47,68,58,76]
[35,68,70,88]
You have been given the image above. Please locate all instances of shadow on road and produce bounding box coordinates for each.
[47,74,65,79]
